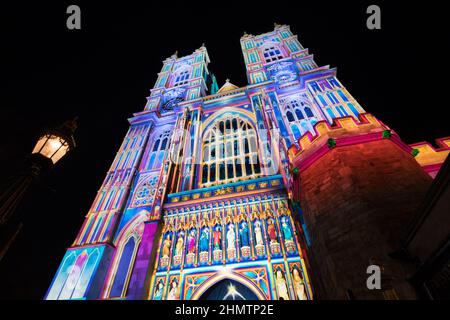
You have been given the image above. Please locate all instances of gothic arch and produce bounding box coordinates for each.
[190,271,267,300]
[142,127,172,171]
[202,107,257,136]
[281,95,319,139]
[170,64,192,87]
[102,210,149,298]
[200,109,262,186]
[259,41,286,63]
[113,209,149,246]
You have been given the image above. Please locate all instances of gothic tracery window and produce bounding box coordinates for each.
[133,175,158,207]
[283,98,318,140]
[147,130,171,170]
[201,114,261,187]
[172,68,190,87]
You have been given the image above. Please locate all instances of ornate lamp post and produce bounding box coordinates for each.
[0,118,77,262]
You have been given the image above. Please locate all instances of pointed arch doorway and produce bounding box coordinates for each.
[199,279,260,300]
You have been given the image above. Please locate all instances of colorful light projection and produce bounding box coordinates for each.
[45,24,447,301]
[46,246,105,300]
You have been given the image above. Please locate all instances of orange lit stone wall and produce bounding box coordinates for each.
[294,135,432,299]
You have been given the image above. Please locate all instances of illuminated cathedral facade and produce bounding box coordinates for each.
[45,24,449,300]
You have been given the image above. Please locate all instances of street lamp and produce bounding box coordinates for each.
[32,119,77,165]
[0,118,77,261]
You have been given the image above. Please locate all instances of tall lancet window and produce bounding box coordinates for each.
[109,236,137,298]
[146,130,171,170]
[201,114,261,187]
[283,97,318,140]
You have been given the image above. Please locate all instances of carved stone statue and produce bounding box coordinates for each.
[175,234,183,256]
[267,219,278,243]
[276,270,290,300]
[167,280,179,300]
[292,268,307,300]
[200,228,209,253]
[153,280,164,300]
[162,235,171,258]
[254,221,264,246]
[227,224,235,250]
[239,221,250,248]
[187,230,196,254]
[213,227,222,250]
[282,221,293,241]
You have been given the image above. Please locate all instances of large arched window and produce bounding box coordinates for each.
[263,45,284,63]
[201,114,261,187]
[283,97,318,140]
[146,130,171,170]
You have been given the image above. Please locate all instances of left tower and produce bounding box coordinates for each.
[45,46,214,300]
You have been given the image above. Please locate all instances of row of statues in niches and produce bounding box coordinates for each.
[151,262,310,300]
[158,215,299,271]
[273,263,310,300]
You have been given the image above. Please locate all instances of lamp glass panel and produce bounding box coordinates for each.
[32,136,47,154]
[51,145,69,164]
[33,134,69,163]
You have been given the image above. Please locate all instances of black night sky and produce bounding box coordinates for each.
[0,1,448,299]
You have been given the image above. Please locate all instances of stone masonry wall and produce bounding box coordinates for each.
[297,139,432,299]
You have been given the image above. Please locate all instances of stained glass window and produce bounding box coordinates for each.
[201,115,261,187]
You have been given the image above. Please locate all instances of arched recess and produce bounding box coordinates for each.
[199,279,259,300]
[102,210,149,298]
[281,95,319,140]
[259,41,286,63]
[190,271,267,300]
[200,108,262,187]
[170,64,192,87]
[109,236,136,298]
[141,126,172,172]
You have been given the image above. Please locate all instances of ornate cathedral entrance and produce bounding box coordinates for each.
[199,279,259,300]
[46,24,318,301]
